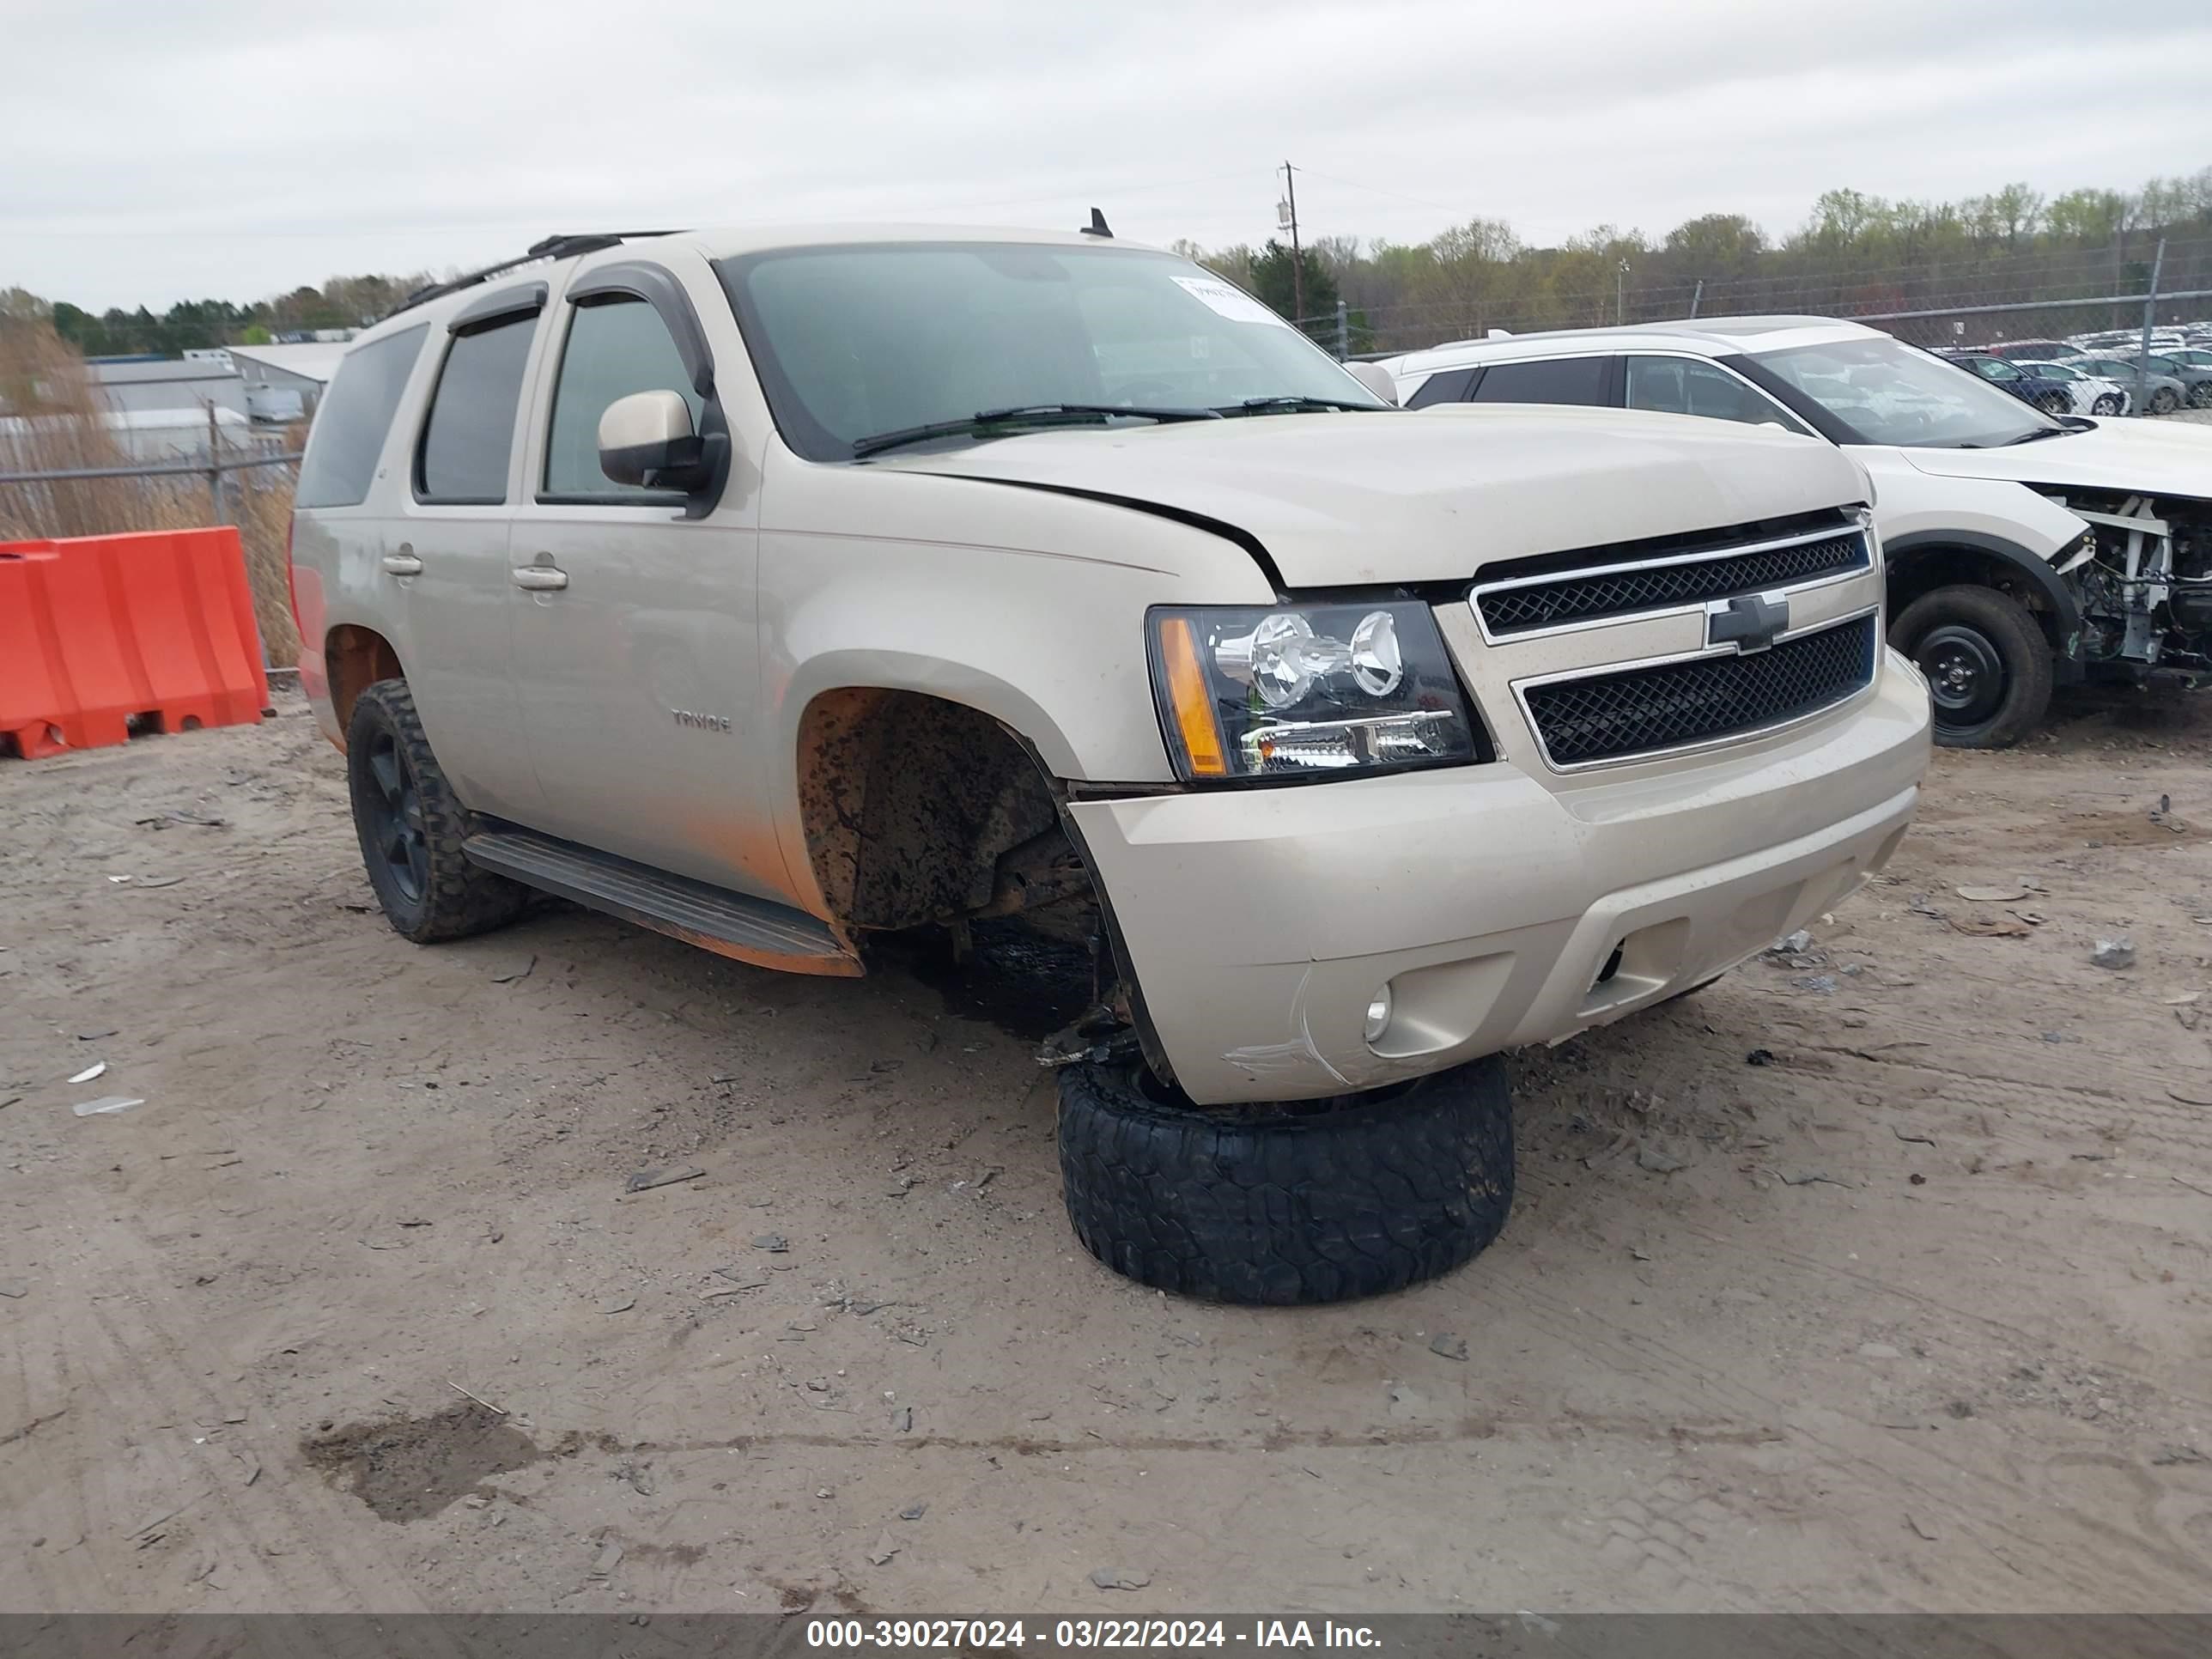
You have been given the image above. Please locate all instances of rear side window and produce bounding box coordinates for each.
[543,299,703,502]
[294,325,427,509]
[1469,356,1609,406]
[1405,366,1475,408]
[416,315,538,504]
[1625,356,1797,427]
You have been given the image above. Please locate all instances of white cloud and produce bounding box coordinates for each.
[4,0,2207,307]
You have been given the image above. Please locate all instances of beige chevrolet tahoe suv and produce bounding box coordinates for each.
[290,224,1932,1305]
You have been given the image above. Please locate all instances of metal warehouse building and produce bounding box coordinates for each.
[224,342,349,422]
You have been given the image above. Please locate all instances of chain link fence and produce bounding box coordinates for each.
[1295,234,2212,365]
[0,416,303,668]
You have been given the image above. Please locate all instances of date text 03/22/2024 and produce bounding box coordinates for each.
[805,1618,1384,1649]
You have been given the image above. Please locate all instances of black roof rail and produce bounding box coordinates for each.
[380,230,685,322]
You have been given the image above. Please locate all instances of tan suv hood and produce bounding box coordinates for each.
[882,405,1867,586]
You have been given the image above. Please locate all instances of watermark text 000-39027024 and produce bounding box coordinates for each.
[808,1619,1379,1649]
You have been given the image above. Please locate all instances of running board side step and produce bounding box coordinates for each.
[463,827,863,978]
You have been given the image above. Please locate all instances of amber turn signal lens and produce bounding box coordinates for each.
[1158,616,1227,777]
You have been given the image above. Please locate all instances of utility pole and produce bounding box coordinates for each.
[204,400,226,525]
[1615,258,1630,325]
[1279,161,1304,329]
[1689,277,1704,319]
[2137,237,2166,413]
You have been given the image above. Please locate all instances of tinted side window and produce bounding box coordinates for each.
[1625,356,1793,426]
[416,315,537,504]
[295,325,427,508]
[1468,356,1608,405]
[1404,366,1475,408]
[544,300,703,501]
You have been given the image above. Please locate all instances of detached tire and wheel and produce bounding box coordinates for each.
[346,678,529,941]
[1891,585,2052,750]
[1056,1057,1515,1305]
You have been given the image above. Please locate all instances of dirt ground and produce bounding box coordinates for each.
[3,683,2210,1617]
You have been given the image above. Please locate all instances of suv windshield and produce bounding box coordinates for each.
[1743,336,2060,449]
[718,242,1382,461]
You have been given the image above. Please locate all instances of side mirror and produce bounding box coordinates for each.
[1342,361,1400,406]
[598,390,706,489]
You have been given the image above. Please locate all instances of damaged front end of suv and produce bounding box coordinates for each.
[2046,490,2212,677]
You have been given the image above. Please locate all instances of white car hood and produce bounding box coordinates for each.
[1894,417,2212,499]
[882,406,1868,586]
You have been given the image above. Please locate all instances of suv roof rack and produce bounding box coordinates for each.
[381,230,684,322]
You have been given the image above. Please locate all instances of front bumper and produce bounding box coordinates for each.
[1068,653,1930,1105]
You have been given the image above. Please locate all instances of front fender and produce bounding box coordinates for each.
[1884,526,2084,647]
[758,448,1278,916]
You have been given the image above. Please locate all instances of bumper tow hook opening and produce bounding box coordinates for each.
[1592,945,1625,993]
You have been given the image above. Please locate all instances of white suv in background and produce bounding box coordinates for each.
[1383,319,2212,746]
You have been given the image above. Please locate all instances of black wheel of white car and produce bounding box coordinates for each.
[346,679,529,942]
[1055,1057,1514,1305]
[2092,393,2124,416]
[2151,386,2181,415]
[1892,585,2052,750]
[2035,391,2069,416]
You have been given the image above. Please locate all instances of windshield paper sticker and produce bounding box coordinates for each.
[1173,276,1289,328]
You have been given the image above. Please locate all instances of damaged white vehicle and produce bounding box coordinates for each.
[1383,317,2212,745]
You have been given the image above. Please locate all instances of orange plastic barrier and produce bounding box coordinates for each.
[0,527,269,760]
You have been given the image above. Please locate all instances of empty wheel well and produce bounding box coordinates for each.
[325,625,404,739]
[793,688,1088,933]
[1886,546,2061,649]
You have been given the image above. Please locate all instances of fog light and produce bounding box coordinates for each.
[1364,987,1393,1045]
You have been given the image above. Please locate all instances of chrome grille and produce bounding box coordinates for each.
[1477,531,1869,637]
[1522,614,1878,768]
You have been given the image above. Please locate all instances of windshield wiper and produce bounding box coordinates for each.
[853,403,1220,459]
[1227,394,1377,414]
[1997,424,2077,446]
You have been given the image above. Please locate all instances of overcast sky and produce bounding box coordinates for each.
[6,0,2209,311]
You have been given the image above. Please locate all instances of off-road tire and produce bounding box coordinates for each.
[2150,386,2181,415]
[1891,584,2052,750]
[346,678,528,942]
[1056,1057,1514,1305]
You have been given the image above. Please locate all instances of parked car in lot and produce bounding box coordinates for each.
[2021,360,2131,416]
[1382,317,2212,747]
[2057,354,2186,415]
[1944,351,2081,416]
[1984,337,2081,363]
[289,228,1931,1304]
[2112,349,2212,408]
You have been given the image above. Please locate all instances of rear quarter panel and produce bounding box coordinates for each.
[291,329,447,744]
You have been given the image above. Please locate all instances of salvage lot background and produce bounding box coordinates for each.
[2,687,2209,1613]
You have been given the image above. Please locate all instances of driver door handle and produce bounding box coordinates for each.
[381,548,422,576]
[512,563,568,592]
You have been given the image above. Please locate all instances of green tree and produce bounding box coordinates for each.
[1249,239,1340,335]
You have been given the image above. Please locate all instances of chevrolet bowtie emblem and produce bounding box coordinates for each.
[1706,591,1790,654]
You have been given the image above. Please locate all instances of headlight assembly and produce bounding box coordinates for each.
[1148,600,1481,781]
